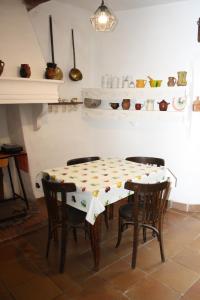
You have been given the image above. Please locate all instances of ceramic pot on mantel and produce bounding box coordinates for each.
[0,60,5,76]
[122,99,130,110]
[45,62,57,79]
[20,64,31,78]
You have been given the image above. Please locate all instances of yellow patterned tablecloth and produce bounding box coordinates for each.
[43,158,167,224]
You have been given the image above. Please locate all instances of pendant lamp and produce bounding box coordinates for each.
[90,0,117,32]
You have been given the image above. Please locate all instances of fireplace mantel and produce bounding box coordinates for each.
[0,77,63,104]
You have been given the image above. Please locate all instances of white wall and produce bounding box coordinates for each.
[91,0,200,205]
[1,0,200,205]
[29,0,96,100]
[0,0,46,78]
[0,106,10,144]
[27,0,200,205]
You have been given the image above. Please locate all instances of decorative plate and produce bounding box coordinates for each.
[172,97,186,111]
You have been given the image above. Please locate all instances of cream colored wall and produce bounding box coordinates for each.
[28,0,200,204]
[1,0,200,205]
[0,0,46,78]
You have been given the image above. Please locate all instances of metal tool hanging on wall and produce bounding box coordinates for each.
[69,29,83,81]
[197,18,200,42]
[46,15,63,80]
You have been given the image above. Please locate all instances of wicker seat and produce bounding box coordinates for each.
[116,181,170,269]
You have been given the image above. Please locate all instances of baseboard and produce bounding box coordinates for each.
[170,201,200,212]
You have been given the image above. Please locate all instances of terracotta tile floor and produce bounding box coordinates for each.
[0,203,200,300]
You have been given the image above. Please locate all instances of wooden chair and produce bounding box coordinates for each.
[42,177,91,273]
[115,181,170,268]
[126,156,167,238]
[126,156,165,167]
[126,156,168,212]
[67,156,111,229]
[67,156,100,166]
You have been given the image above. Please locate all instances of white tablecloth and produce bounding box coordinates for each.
[43,158,168,224]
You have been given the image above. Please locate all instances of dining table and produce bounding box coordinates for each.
[43,158,170,270]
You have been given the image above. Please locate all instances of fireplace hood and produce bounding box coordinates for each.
[0,77,63,104]
[0,0,63,105]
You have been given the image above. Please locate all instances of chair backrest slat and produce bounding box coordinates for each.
[67,156,100,166]
[42,178,76,223]
[126,156,165,167]
[124,181,170,225]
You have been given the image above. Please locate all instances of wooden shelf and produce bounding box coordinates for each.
[48,101,83,106]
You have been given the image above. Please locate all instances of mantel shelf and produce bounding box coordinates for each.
[0,77,64,104]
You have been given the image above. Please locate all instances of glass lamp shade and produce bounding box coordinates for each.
[90,1,117,32]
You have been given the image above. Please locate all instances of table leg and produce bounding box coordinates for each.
[7,162,15,199]
[14,156,29,209]
[89,214,102,271]
[0,168,4,201]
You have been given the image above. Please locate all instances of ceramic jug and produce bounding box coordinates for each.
[135,103,143,110]
[122,99,130,110]
[177,71,187,86]
[45,62,57,79]
[167,77,176,87]
[158,99,170,111]
[20,64,31,78]
[136,79,147,88]
[0,60,5,76]
[193,96,200,111]
[145,99,154,111]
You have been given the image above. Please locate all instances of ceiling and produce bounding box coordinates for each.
[57,0,187,11]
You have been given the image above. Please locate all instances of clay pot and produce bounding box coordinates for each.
[45,62,57,79]
[158,99,170,111]
[122,99,130,110]
[135,103,143,110]
[167,77,176,87]
[110,103,119,110]
[20,64,31,78]
[0,60,5,76]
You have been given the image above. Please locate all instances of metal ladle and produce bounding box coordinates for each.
[69,29,83,81]
[49,15,63,80]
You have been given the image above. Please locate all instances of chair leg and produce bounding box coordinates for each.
[143,226,147,243]
[131,223,139,269]
[115,215,123,248]
[72,227,78,243]
[46,222,52,258]
[52,221,58,242]
[60,224,68,273]
[158,222,165,262]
